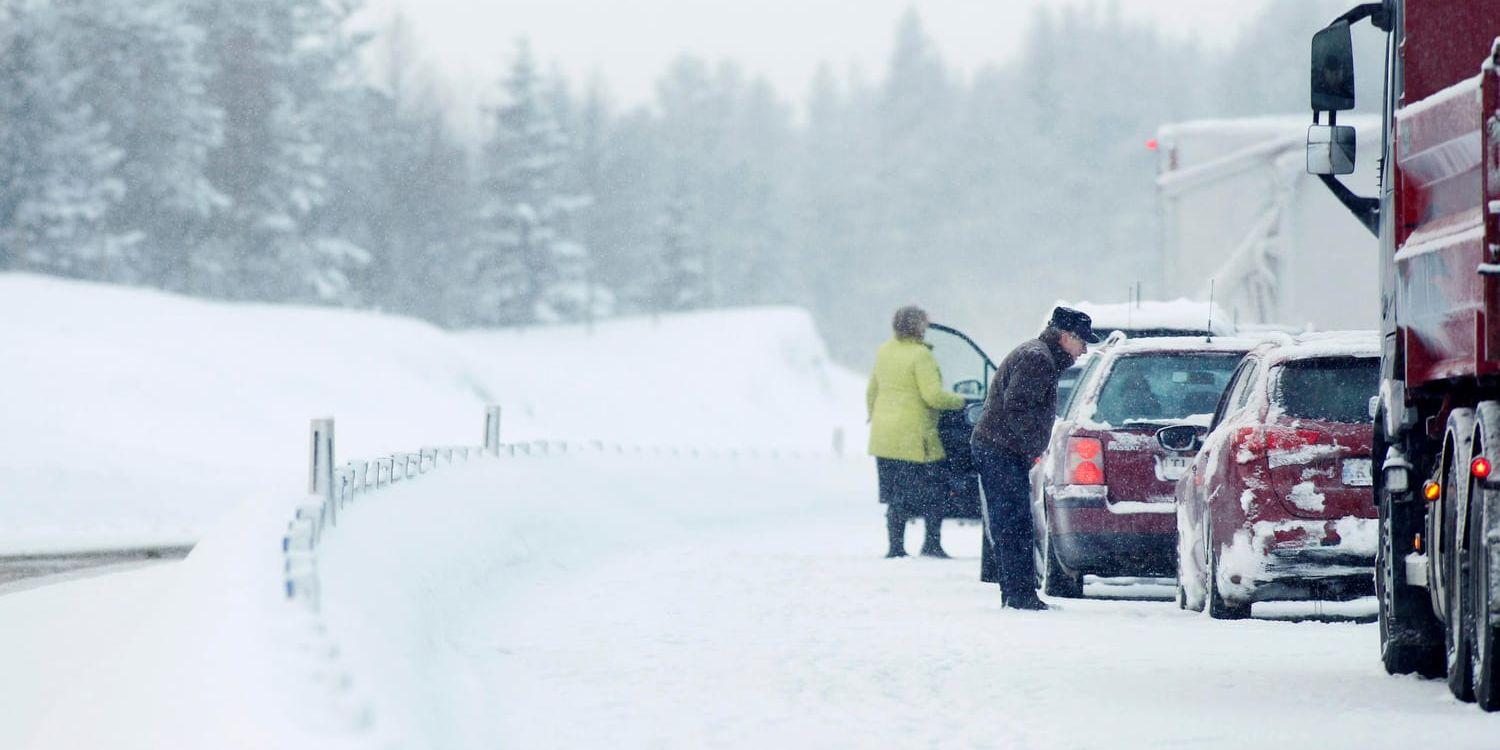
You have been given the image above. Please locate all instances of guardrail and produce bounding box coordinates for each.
[275,407,848,739]
[282,406,507,612]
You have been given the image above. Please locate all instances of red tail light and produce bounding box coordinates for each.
[1232,427,1265,457]
[1473,457,1492,479]
[1068,437,1105,485]
[1264,428,1326,452]
[1234,427,1327,458]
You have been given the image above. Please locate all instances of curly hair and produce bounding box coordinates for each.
[892,305,928,339]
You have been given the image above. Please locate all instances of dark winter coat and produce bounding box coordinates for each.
[972,335,1075,460]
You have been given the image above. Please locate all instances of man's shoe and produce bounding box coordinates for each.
[919,546,950,559]
[1003,595,1050,611]
[885,550,908,559]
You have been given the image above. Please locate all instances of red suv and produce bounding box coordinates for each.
[1167,333,1379,619]
[1030,335,1257,597]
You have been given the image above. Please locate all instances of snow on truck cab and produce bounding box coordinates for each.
[1307,0,1500,707]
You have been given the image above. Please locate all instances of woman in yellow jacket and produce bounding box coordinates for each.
[867,305,966,558]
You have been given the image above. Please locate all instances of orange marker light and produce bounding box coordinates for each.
[1423,480,1442,502]
[1473,457,1493,479]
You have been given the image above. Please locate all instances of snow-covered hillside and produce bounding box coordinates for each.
[0,273,863,553]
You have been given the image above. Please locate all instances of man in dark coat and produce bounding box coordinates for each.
[971,307,1098,610]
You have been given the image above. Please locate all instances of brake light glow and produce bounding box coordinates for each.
[1473,457,1492,479]
[1423,480,1441,502]
[1068,437,1105,486]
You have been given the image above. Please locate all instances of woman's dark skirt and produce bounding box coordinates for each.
[876,458,943,515]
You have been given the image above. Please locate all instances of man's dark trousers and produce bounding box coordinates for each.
[975,441,1036,601]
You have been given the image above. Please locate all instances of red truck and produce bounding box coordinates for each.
[1306,0,1500,709]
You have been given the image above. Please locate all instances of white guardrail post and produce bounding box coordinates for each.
[310,417,336,526]
[484,404,502,457]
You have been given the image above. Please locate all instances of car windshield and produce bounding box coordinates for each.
[1091,352,1243,426]
[1274,356,1378,423]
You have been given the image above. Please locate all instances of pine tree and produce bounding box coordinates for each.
[0,0,123,276]
[351,14,473,323]
[186,0,368,302]
[48,0,224,288]
[655,190,705,312]
[474,39,597,325]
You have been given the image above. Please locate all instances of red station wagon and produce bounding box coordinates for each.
[1168,333,1379,619]
[1030,334,1258,597]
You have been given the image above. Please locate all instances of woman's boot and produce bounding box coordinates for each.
[885,509,908,558]
[919,513,949,558]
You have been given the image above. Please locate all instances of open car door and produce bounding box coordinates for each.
[926,323,996,519]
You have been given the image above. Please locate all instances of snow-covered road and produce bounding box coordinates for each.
[406,460,1493,749]
[9,454,1499,749]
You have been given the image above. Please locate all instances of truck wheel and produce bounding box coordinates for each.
[1042,531,1084,598]
[1375,428,1444,677]
[1447,459,1476,702]
[1469,480,1500,711]
[1206,525,1250,620]
[1378,498,1444,676]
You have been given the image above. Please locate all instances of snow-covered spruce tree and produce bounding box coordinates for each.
[473,39,599,326]
[653,190,706,312]
[185,0,367,302]
[353,14,475,325]
[0,0,123,277]
[48,0,224,289]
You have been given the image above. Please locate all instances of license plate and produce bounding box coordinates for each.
[1159,455,1192,481]
[1342,458,1373,487]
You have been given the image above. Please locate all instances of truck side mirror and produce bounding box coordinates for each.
[1307,124,1357,175]
[1311,21,1356,112]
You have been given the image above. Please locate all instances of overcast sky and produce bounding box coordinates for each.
[366,0,1271,110]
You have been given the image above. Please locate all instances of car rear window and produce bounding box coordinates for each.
[1091,353,1243,426]
[1273,356,1378,423]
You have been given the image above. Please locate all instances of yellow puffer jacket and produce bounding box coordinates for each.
[866,337,966,463]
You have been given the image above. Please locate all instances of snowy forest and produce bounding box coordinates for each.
[0,0,1373,363]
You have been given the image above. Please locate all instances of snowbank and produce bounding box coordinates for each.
[20,450,872,750]
[0,273,863,552]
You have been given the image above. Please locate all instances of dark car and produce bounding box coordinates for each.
[1028,334,1258,596]
[1169,333,1380,619]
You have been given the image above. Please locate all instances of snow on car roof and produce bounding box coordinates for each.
[1255,330,1379,363]
[1054,298,1236,335]
[1100,335,1262,355]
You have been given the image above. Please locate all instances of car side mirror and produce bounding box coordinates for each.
[1156,424,1203,453]
[1311,21,1355,112]
[954,379,983,399]
[1307,125,1356,175]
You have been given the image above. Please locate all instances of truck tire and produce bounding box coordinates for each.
[1447,457,1476,702]
[1469,479,1500,711]
[1375,423,1443,677]
[1042,531,1084,598]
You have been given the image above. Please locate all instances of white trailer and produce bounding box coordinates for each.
[1155,116,1381,330]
